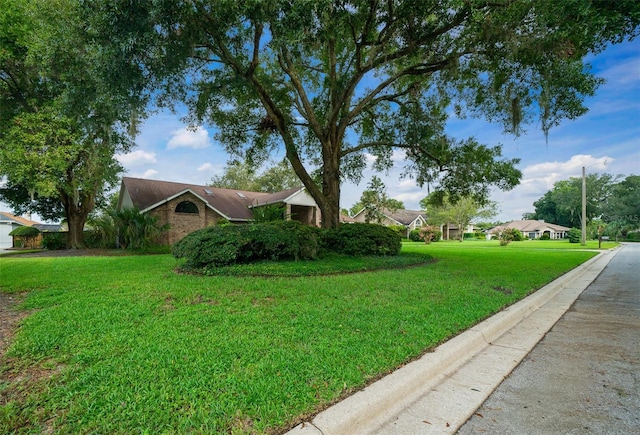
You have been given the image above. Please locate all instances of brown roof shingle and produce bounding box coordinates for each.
[121,177,302,221]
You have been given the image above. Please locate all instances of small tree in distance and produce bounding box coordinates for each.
[421,194,497,241]
[351,176,403,223]
[419,225,441,245]
[499,228,523,246]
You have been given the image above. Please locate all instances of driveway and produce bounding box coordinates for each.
[458,243,640,434]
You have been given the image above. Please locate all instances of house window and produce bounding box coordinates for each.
[175,201,199,214]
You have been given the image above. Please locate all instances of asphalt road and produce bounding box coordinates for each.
[457,243,640,434]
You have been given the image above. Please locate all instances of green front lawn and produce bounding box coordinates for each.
[425,239,618,250]
[0,243,603,433]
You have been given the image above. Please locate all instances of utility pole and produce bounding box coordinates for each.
[581,166,587,246]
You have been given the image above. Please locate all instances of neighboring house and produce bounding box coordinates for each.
[352,208,427,237]
[0,212,41,249]
[117,177,321,245]
[439,223,478,241]
[487,220,571,240]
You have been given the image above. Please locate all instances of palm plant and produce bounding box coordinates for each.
[99,208,169,249]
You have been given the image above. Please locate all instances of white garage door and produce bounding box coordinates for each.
[0,223,13,249]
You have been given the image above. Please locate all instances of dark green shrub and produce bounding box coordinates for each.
[408,229,422,242]
[172,225,245,268]
[539,232,551,240]
[9,226,40,248]
[41,232,67,250]
[251,204,287,222]
[173,221,320,268]
[626,231,640,241]
[387,225,407,237]
[568,228,581,243]
[432,229,442,242]
[322,223,401,256]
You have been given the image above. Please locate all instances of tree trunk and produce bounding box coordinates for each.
[320,141,342,229]
[61,191,93,249]
[66,211,87,249]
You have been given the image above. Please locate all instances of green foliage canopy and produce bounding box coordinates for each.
[211,159,302,193]
[531,173,619,228]
[83,0,639,227]
[0,0,137,247]
[603,175,640,228]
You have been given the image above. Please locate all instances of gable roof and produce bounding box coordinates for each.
[251,188,302,207]
[352,207,427,226]
[489,220,571,233]
[119,177,307,221]
[383,208,427,226]
[0,212,40,227]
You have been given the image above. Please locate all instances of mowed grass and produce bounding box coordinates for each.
[0,242,603,433]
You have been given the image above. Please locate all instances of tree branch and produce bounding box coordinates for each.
[277,46,324,140]
[341,141,447,171]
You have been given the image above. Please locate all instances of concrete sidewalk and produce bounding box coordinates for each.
[286,248,619,435]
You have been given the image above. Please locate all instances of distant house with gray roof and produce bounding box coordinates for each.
[487,220,571,240]
[117,177,321,245]
[0,212,61,249]
[352,207,427,237]
[0,212,40,249]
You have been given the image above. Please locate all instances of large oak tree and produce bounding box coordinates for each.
[85,0,639,227]
[0,0,137,247]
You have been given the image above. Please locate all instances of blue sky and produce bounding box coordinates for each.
[2,37,639,223]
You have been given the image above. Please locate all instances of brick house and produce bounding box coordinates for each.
[117,177,321,245]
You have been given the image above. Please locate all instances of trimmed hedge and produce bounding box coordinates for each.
[42,232,67,250]
[568,228,581,243]
[408,229,422,242]
[9,226,40,248]
[173,221,321,268]
[321,223,401,256]
[173,222,401,269]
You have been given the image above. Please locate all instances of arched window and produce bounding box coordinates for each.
[175,201,199,214]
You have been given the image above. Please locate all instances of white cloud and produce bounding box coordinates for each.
[362,149,408,167]
[167,126,211,150]
[395,178,418,191]
[394,191,426,206]
[490,154,614,222]
[116,150,157,166]
[522,154,612,191]
[599,56,640,87]
[197,163,214,172]
[391,149,407,162]
[363,153,377,165]
[141,169,159,179]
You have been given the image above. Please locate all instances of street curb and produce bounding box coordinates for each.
[286,248,618,435]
